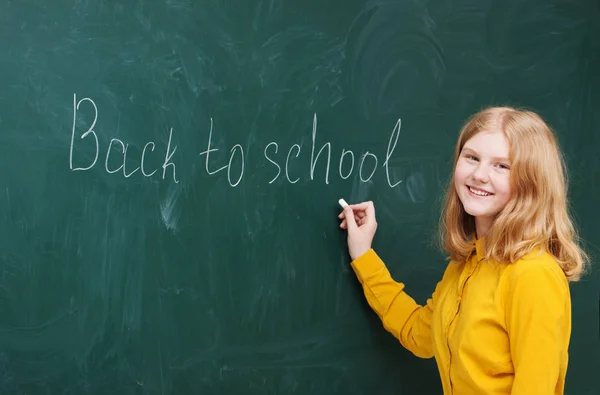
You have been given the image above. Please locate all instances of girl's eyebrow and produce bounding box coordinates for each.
[462,146,510,162]
[461,146,478,155]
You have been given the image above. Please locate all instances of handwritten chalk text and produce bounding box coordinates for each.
[69,94,403,188]
[70,94,179,183]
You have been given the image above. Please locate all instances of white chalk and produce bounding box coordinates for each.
[338,198,348,208]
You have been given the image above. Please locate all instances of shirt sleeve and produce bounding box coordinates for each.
[504,263,570,395]
[350,249,440,359]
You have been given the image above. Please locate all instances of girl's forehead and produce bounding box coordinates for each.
[463,130,510,157]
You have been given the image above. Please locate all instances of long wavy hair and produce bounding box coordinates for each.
[439,106,588,281]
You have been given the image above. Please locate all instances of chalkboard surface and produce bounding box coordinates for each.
[1,1,598,394]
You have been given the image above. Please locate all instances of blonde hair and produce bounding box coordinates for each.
[439,106,589,281]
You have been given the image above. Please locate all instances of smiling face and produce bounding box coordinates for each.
[454,129,512,238]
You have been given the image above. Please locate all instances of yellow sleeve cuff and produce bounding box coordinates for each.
[350,249,389,284]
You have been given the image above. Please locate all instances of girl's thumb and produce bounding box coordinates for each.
[344,207,358,230]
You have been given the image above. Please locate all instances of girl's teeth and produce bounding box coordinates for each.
[469,187,490,196]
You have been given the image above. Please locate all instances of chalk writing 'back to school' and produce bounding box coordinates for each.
[69,94,404,187]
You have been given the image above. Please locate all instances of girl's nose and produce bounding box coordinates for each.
[472,163,490,183]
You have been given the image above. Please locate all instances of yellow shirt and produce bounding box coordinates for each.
[351,238,571,395]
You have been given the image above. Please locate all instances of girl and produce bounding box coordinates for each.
[339,107,588,395]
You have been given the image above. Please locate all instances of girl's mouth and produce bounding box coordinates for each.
[468,186,493,197]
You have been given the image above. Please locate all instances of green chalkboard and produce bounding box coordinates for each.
[1,1,598,394]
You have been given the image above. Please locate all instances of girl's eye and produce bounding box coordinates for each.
[496,163,510,170]
[465,155,478,161]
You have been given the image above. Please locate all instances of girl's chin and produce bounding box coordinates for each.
[462,205,495,218]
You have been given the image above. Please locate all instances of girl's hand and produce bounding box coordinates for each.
[338,201,378,260]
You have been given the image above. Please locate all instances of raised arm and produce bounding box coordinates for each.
[339,200,440,358]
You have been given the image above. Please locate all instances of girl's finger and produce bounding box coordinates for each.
[348,202,371,211]
[365,201,376,218]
